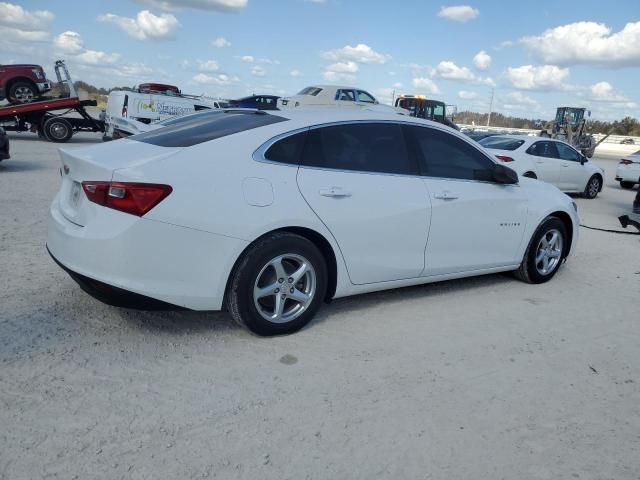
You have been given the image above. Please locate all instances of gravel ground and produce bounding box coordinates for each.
[1,132,639,480]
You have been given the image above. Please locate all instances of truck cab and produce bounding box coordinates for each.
[0,64,51,104]
[394,95,459,130]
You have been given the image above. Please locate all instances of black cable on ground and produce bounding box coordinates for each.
[580,224,640,235]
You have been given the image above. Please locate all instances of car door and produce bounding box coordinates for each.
[554,141,587,191]
[404,125,528,276]
[296,122,430,285]
[525,141,561,185]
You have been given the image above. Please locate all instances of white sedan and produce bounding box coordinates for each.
[478,135,605,198]
[615,150,640,189]
[48,109,579,336]
[278,85,401,114]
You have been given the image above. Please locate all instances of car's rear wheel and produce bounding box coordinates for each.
[515,217,566,284]
[226,232,327,336]
[584,175,601,199]
[620,181,635,189]
[523,171,537,179]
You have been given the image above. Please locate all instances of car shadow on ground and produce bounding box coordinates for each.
[0,160,46,173]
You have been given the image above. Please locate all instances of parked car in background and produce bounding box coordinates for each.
[47,109,579,336]
[0,127,9,161]
[228,95,279,110]
[0,63,51,104]
[278,85,400,114]
[479,135,604,198]
[620,138,635,145]
[615,150,640,189]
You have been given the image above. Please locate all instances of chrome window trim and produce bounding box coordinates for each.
[252,120,516,185]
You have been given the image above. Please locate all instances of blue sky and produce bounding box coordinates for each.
[2,0,639,120]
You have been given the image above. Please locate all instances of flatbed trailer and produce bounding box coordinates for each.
[0,60,104,143]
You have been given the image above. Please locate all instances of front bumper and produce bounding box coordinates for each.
[47,195,249,310]
[37,81,51,93]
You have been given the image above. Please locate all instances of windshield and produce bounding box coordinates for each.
[297,87,323,96]
[479,136,526,151]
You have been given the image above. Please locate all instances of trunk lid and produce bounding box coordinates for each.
[57,139,181,226]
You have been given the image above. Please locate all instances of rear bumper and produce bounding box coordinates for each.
[47,195,249,310]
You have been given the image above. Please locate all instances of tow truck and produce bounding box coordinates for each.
[394,95,459,130]
[0,60,104,143]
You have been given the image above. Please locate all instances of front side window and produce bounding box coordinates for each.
[479,136,525,151]
[356,90,376,103]
[406,125,495,181]
[335,90,355,101]
[302,123,415,175]
[555,142,581,161]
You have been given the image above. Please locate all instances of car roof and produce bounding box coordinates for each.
[270,107,436,127]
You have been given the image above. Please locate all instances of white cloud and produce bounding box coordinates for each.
[323,71,356,83]
[54,31,86,55]
[323,61,359,83]
[374,88,396,105]
[437,5,479,23]
[290,69,302,77]
[505,64,570,90]
[0,2,54,30]
[134,0,247,13]
[432,61,474,81]
[257,58,280,65]
[212,36,230,48]
[411,77,440,95]
[251,65,266,77]
[98,10,179,40]
[241,55,254,62]
[198,60,219,72]
[521,21,640,67]
[193,72,240,85]
[458,90,477,100]
[473,50,491,70]
[326,61,358,73]
[321,43,390,64]
[497,40,514,49]
[0,25,48,42]
[588,82,629,103]
[503,92,540,110]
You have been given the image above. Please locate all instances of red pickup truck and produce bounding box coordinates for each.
[0,64,51,104]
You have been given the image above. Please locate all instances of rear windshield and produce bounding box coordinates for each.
[133,110,288,147]
[297,87,322,96]
[478,136,525,151]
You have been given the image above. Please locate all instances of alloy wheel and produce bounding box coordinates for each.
[535,229,563,275]
[14,86,35,102]
[253,254,316,323]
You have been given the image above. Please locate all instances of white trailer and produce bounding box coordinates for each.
[103,84,227,140]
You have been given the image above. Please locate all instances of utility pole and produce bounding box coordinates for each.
[487,88,494,126]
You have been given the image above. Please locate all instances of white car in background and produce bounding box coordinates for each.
[479,135,605,198]
[48,109,579,336]
[278,85,403,114]
[615,150,640,189]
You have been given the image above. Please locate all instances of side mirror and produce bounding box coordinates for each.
[493,163,519,184]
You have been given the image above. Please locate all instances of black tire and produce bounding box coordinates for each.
[523,171,537,179]
[620,181,635,189]
[583,175,602,199]
[43,117,73,143]
[8,81,38,104]
[226,232,328,336]
[515,217,567,284]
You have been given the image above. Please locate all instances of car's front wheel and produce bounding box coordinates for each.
[584,175,602,199]
[227,232,328,336]
[515,217,567,284]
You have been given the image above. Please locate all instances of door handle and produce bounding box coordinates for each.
[434,191,459,200]
[319,187,352,198]
[562,164,569,168]
[536,161,544,164]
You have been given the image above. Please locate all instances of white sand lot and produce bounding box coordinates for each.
[1,132,638,480]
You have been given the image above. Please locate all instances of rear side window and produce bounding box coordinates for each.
[298,87,322,96]
[526,141,559,158]
[133,111,288,147]
[264,131,307,164]
[479,136,525,151]
[405,125,495,181]
[301,123,415,175]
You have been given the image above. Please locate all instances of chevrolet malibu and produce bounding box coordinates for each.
[48,109,579,336]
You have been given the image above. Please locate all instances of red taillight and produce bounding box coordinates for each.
[619,159,633,165]
[495,155,514,162]
[82,181,172,216]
